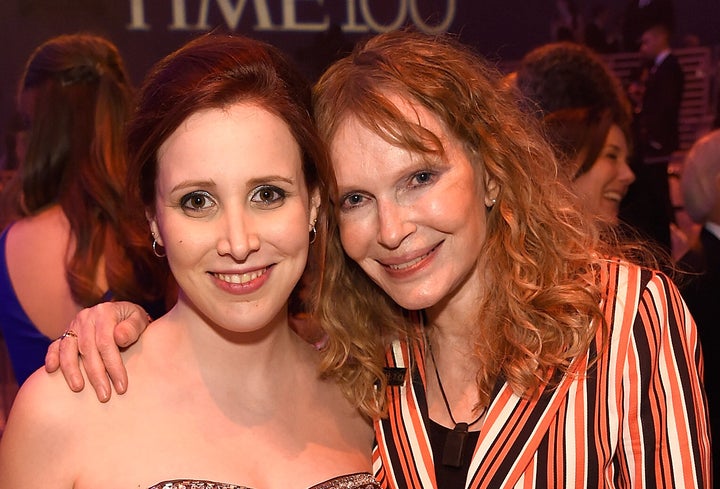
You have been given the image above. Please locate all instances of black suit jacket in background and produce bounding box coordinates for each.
[619,52,684,253]
[639,53,684,158]
[678,227,720,478]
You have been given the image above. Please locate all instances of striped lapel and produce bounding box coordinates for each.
[375,339,435,489]
[466,361,587,488]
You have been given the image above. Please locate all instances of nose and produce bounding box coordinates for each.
[619,157,636,185]
[376,199,415,249]
[216,210,260,261]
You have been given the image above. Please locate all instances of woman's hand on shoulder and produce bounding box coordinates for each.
[44,301,152,402]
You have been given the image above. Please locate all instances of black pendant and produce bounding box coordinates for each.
[442,422,469,468]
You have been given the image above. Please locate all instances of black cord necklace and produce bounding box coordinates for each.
[427,340,486,468]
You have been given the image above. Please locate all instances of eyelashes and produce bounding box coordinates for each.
[338,169,439,212]
[180,190,214,213]
[178,185,288,216]
[250,186,286,206]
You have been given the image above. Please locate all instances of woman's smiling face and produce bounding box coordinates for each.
[150,103,317,333]
[573,123,635,223]
[330,97,497,312]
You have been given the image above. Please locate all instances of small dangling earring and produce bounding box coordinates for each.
[309,221,317,245]
[151,233,166,258]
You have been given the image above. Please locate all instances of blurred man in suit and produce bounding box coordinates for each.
[620,19,684,253]
[678,129,720,478]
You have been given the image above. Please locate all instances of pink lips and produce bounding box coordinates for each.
[380,243,441,277]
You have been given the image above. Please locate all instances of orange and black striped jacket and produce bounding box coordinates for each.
[373,260,711,488]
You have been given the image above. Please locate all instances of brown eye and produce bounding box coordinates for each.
[250,185,285,208]
[180,191,214,213]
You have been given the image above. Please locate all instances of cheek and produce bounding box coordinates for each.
[573,168,605,201]
[572,175,593,200]
[338,217,369,261]
[424,181,483,231]
[267,208,313,257]
[155,208,213,267]
[162,227,208,270]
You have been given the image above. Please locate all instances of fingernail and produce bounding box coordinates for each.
[99,386,109,402]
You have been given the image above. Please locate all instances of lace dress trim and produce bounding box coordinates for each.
[148,472,380,489]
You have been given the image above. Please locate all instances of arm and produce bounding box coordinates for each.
[0,371,78,487]
[44,301,151,401]
[621,270,711,487]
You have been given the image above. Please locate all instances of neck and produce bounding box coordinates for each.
[425,327,479,382]
[425,289,484,346]
[424,327,483,430]
[163,298,312,376]
[426,334,486,468]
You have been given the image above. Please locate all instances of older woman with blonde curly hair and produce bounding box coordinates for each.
[46,30,710,489]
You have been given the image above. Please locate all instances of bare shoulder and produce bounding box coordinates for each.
[5,208,70,277]
[0,368,88,486]
[7,206,69,247]
[3,367,87,440]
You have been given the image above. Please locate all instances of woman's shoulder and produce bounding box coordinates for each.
[7,206,69,252]
[593,257,688,321]
[11,204,66,228]
[597,256,687,326]
[0,366,106,486]
[597,255,675,285]
[11,367,90,422]
[2,367,91,454]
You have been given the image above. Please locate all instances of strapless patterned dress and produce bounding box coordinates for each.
[148,472,380,489]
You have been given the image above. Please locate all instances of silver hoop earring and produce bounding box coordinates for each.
[309,223,317,245]
[152,238,166,258]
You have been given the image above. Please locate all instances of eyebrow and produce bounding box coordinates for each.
[170,175,297,194]
[171,179,216,193]
[246,175,297,187]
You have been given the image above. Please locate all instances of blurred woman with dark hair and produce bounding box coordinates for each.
[514,41,637,227]
[0,33,170,386]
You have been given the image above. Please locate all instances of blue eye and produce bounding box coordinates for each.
[340,193,367,210]
[251,186,285,207]
[411,171,435,186]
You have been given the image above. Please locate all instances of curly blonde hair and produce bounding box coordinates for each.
[313,29,615,419]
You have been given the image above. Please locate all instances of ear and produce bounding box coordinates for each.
[146,211,162,246]
[484,176,500,208]
[309,189,321,230]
